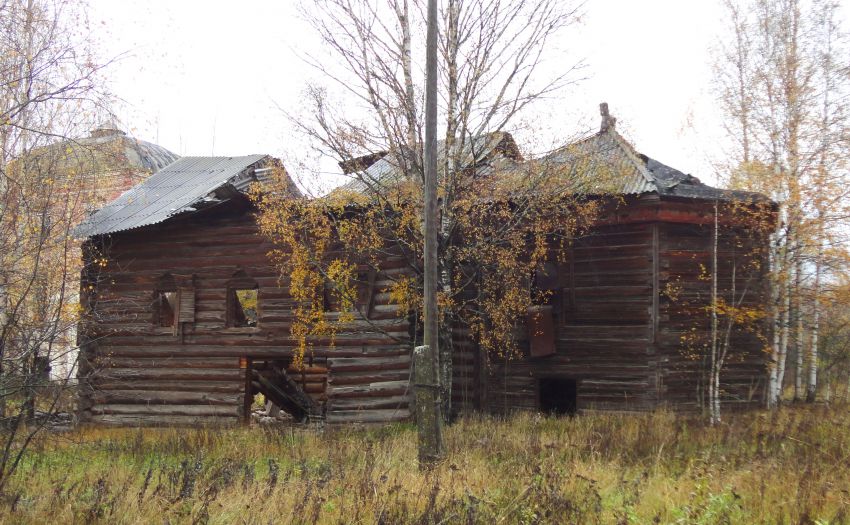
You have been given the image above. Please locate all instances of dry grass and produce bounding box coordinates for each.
[1,406,849,524]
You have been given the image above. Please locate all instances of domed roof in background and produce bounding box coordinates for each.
[76,121,179,173]
[18,121,182,215]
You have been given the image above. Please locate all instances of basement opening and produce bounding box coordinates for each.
[538,377,577,416]
[243,358,321,424]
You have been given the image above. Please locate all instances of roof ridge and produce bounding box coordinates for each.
[606,129,656,190]
[166,154,267,162]
[74,154,274,238]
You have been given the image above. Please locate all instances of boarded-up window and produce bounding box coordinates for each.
[527,304,555,357]
[178,287,195,324]
[356,270,377,319]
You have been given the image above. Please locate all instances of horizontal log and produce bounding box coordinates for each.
[328,380,409,398]
[91,380,243,393]
[92,344,410,359]
[91,390,241,406]
[328,356,411,372]
[90,404,238,417]
[329,396,410,411]
[86,414,240,427]
[91,368,244,381]
[325,408,411,424]
[91,357,240,369]
[328,370,411,386]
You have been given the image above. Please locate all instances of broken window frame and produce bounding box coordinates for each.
[152,274,178,329]
[153,273,196,336]
[355,269,377,319]
[227,273,259,328]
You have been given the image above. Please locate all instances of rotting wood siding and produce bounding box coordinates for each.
[454,198,770,416]
[78,202,412,426]
[481,222,658,414]
[79,196,771,426]
[656,221,768,410]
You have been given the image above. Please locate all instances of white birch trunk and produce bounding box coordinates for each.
[794,255,804,401]
[774,221,792,405]
[776,276,791,403]
[767,235,781,408]
[709,200,720,425]
[806,241,821,403]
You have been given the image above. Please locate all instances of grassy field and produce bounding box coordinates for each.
[0,406,848,524]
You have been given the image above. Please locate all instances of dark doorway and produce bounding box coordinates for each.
[538,377,578,415]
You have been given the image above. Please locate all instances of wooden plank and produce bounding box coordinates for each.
[325,408,411,424]
[90,404,238,416]
[87,414,240,427]
[91,390,241,405]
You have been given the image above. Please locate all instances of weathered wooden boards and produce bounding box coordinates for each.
[79,201,412,426]
[657,221,768,410]
[80,196,770,427]
[485,222,657,414]
[456,198,769,416]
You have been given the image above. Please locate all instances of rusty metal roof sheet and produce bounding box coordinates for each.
[74,154,269,238]
[331,128,762,202]
[500,129,766,201]
[336,132,518,194]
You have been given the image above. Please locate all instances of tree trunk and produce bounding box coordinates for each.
[774,226,792,406]
[776,276,790,403]
[767,236,781,408]
[709,200,720,425]
[806,241,821,403]
[793,256,804,402]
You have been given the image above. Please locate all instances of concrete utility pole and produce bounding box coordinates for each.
[415,0,444,468]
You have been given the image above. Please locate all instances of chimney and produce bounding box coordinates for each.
[599,102,616,133]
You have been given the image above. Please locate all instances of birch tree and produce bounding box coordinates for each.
[0,0,109,490]
[714,0,850,406]
[258,0,589,419]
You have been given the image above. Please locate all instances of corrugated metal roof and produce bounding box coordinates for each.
[330,128,763,202]
[515,129,657,195]
[74,154,269,238]
[499,129,766,201]
[337,132,516,194]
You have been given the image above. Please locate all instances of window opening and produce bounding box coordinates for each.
[153,274,178,328]
[230,287,258,327]
[155,291,177,327]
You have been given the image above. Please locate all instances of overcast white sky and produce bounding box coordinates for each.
[89,0,847,188]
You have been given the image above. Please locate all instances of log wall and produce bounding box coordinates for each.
[482,222,659,414]
[460,199,769,416]
[80,197,770,426]
[656,221,768,410]
[79,202,412,426]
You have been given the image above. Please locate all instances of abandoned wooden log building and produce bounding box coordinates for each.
[75,115,772,426]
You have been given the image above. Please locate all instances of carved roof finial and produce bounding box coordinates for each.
[600,102,616,133]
